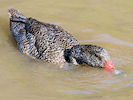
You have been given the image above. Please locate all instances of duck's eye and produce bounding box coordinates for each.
[95,54,98,57]
[95,54,102,60]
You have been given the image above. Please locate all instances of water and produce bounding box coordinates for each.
[0,0,133,100]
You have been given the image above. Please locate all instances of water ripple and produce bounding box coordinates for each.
[80,34,133,47]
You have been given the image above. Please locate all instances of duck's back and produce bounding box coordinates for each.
[25,18,79,63]
[8,8,79,64]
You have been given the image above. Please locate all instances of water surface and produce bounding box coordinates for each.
[0,0,133,100]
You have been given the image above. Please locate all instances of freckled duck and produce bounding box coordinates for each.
[8,8,115,71]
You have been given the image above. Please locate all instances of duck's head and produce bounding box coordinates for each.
[64,45,115,71]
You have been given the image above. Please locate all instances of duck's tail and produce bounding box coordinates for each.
[8,8,27,22]
[8,8,27,42]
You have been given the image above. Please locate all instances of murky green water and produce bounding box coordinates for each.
[0,0,133,100]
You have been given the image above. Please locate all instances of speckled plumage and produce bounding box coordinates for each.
[8,8,79,64]
[8,8,114,70]
[64,45,111,68]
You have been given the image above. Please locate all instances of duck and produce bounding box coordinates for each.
[8,8,115,71]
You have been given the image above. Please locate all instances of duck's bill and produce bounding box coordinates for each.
[105,59,115,71]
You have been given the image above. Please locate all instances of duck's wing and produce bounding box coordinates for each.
[17,29,40,59]
[24,18,80,63]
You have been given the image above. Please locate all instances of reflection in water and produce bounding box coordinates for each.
[61,89,100,94]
